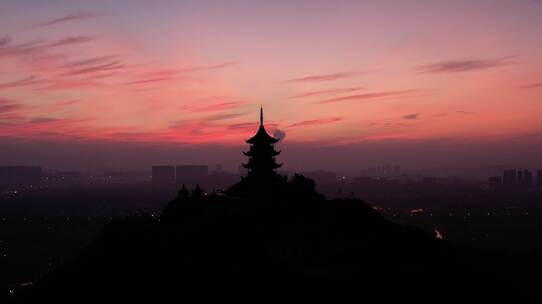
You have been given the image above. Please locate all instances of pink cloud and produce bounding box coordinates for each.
[47,36,93,48]
[186,101,246,113]
[287,117,343,128]
[287,72,359,83]
[0,76,46,89]
[522,82,542,89]
[124,77,175,85]
[289,87,363,99]
[317,90,414,104]
[60,60,125,76]
[0,38,43,57]
[55,100,80,107]
[139,62,236,79]
[418,56,515,73]
[402,113,420,120]
[31,11,104,28]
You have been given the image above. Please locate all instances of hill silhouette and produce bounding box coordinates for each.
[15,174,542,301]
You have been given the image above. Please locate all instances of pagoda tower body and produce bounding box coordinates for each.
[242,108,281,179]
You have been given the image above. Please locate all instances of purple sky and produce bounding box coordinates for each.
[1,0,542,172]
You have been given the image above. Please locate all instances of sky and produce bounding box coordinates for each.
[1,0,542,172]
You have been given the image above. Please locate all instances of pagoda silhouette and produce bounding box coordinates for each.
[242,107,282,179]
[226,107,287,197]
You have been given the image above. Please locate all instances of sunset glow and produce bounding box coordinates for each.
[1,0,542,170]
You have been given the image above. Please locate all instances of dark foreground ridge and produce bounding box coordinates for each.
[16,175,542,300]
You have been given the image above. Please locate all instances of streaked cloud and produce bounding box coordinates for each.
[0,76,46,89]
[418,57,514,73]
[289,87,363,99]
[0,38,43,57]
[522,82,542,89]
[29,117,59,124]
[287,117,343,128]
[186,101,246,113]
[204,112,247,121]
[317,90,414,104]
[124,77,174,85]
[0,99,24,113]
[47,36,93,48]
[31,11,103,28]
[402,113,419,120]
[140,62,236,79]
[55,100,80,107]
[60,60,125,76]
[287,72,359,83]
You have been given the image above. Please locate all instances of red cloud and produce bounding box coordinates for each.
[140,62,236,78]
[0,76,46,89]
[55,100,80,107]
[47,36,93,48]
[289,87,363,99]
[317,90,414,104]
[418,56,515,73]
[287,117,343,128]
[31,11,104,28]
[124,77,174,85]
[287,72,359,83]
[0,104,23,113]
[0,39,43,57]
[186,101,246,113]
[0,98,23,115]
[522,82,542,89]
[60,60,125,76]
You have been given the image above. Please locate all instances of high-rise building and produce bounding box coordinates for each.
[175,165,208,187]
[537,170,542,187]
[517,170,524,185]
[489,176,502,190]
[152,166,175,189]
[523,169,533,186]
[503,169,517,186]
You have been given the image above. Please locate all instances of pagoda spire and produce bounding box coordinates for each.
[242,108,281,179]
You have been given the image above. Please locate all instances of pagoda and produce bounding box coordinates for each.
[242,107,282,179]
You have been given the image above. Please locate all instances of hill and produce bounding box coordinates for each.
[17,176,541,300]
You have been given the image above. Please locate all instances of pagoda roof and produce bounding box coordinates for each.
[246,125,278,144]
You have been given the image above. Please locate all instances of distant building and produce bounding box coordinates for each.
[517,170,524,185]
[176,165,208,187]
[152,166,175,189]
[422,177,437,185]
[104,171,149,184]
[523,169,533,186]
[537,170,542,187]
[497,169,537,189]
[0,166,42,186]
[503,169,516,186]
[489,176,502,190]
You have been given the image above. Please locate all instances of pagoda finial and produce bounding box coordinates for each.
[260,106,263,126]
